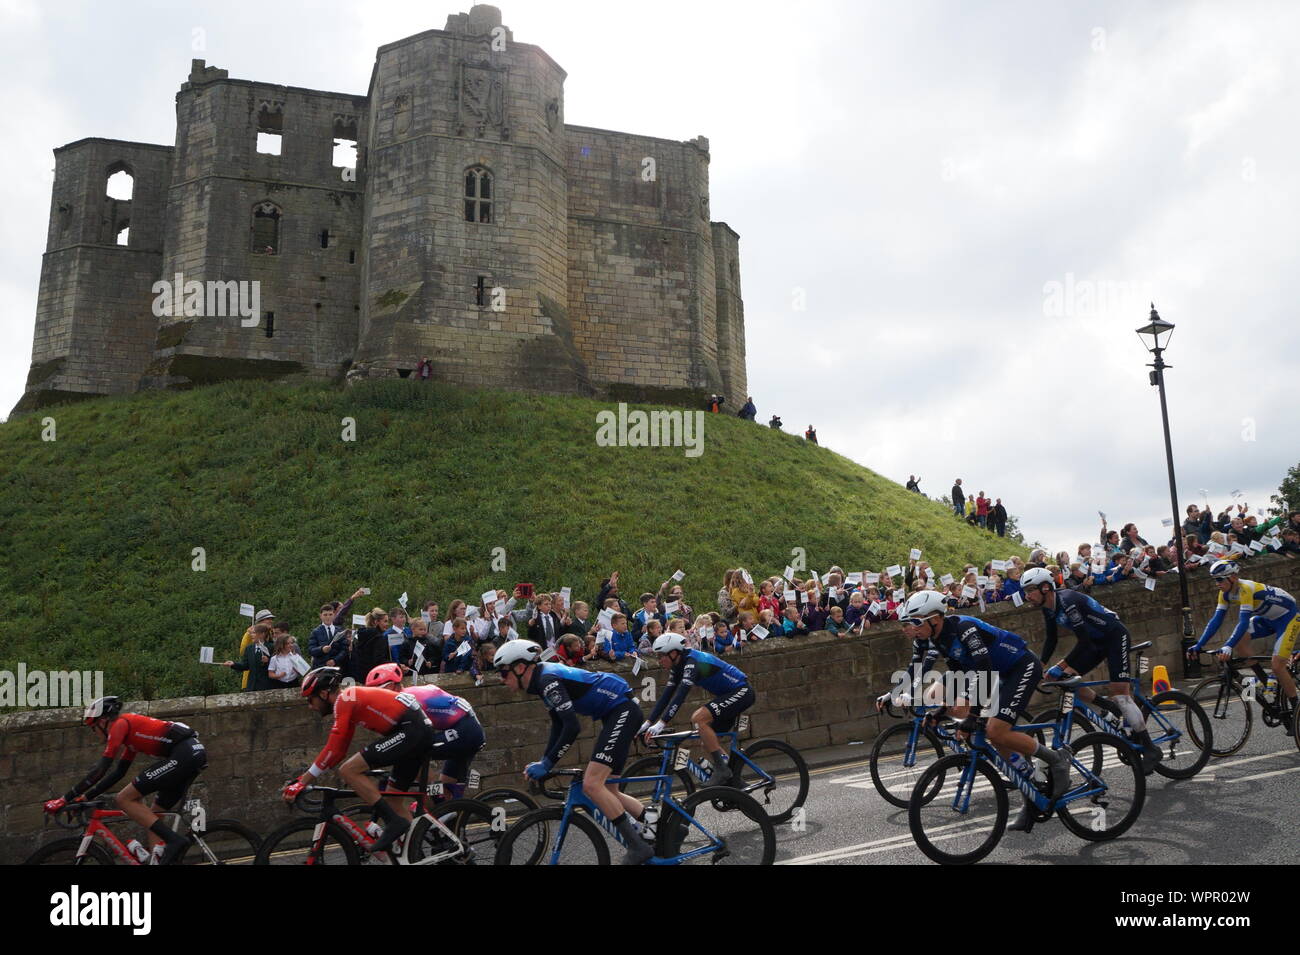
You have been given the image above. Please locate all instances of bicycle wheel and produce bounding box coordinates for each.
[617,755,693,803]
[907,753,1008,866]
[254,819,360,865]
[494,807,610,865]
[177,819,261,865]
[24,837,115,865]
[407,798,498,865]
[1141,691,1213,780]
[659,787,776,865]
[735,739,809,823]
[475,788,544,864]
[1056,733,1145,842]
[870,721,945,809]
[1191,674,1251,756]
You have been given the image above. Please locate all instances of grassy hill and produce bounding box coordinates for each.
[0,380,1025,699]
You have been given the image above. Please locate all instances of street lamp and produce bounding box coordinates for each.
[1136,304,1194,665]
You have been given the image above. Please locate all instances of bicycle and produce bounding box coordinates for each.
[1029,640,1213,779]
[1188,649,1300,756]
[617,720,809,823]
[869,698,983,808]
[907,676,1146,865]
[26,797,260,865]
[255,776,498,865]
[496,765,776,865]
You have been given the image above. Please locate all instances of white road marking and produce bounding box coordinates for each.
[1223,764,1300,783]
[782,813,1001,865]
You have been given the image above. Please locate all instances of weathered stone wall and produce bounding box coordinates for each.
[4,556,1292,863]
[710,221,746,401]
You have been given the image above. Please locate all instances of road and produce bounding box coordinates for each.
[772,725,1300,865]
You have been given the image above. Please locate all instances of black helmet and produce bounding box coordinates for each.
[301,667,344,698]
[83,696,122,725]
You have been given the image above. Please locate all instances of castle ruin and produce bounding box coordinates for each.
[15,5,746,414]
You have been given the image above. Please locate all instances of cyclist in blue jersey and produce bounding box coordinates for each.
[640,633,753,787]
[1021,567,1161,774]
[899,591,1069,831]
[494,640,654,864]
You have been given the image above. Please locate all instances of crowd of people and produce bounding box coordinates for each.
[219,505,1298,692]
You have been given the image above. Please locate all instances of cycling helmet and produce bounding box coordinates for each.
[1021,567,1055,591]
[83,696,122,725]
[366,663,404,687]
[900,591,947,624]
[1208,560,1239,578]
[301,666,344,697]
[652,633,688,655]
[493,639,542,669]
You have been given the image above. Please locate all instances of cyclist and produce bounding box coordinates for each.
[493,639,654,865]
[43,696,207,865]
[640,633,752,787]
[898,591,1070,832]
[282,666,433,854]
[1021,567,1162,774]
[1186,560,1298,730]
[365,663,485,801]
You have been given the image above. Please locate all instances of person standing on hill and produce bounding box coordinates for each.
[906,475,921,493]
[951,478,965,517]
[976,491,990,530]
[804,425,818,444]
[738,396,757,421]
[992,498,1008,537]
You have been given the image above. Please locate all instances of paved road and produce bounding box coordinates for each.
[772,721,1300,865]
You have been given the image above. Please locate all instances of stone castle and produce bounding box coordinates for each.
[15,5,746,414]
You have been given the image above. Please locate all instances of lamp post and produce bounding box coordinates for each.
[1136,304,1194,669]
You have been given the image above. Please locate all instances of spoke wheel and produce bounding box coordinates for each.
[1190,675,1251,756]
[658,787,776,865]
[907,753,1008,866]
[255,819,359,865]
[1056,733,1145,842]
[493,806,610,865]
[1141,691,1213,779]
[870,721,945,809]
[735,739,809,823]
[407,798,498,865]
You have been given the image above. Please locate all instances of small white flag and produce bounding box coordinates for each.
[597,609,615,628]
[846,572,862,585]
[632,656,643,675]
[1144,577,1157,591]
[239,603,255,619]
[976,576,989,587]
[866,573,880,584]
[1098,511,1107,522]
[783,565,795,582]
[495,600,508,616]
[666,600,681,613]
[892,588,905,602]
[940,573,954,586]
[539,646,557,662]
[1011,591,1024,607]
[352,614,366,627]
[560,587,572,605]
[886,564,903,577]
[1132,565,1148,580]
[420,611,431,624]
[783,590,797,603]
[456,640,472,657]
[399,592,409,608]
[1249,540,1265,553]
[740,569,753,586]
[465,605,480,619]
[828,586,839,599]
[412,644,427,672]
[672,570,685,582]
[868,601,884,616]
[909,548,922,561]
[1229,542,1248,555]
[752,625,770,640]
[481,590,498,607]
[821,572,832,584]
[1231,489,1243,500]
[991,560,1007,572]
[1161,518,1174,527]
[962,585,977,599]
[199,647,214,664]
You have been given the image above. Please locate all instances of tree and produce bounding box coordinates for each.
[1270,461,1299,517]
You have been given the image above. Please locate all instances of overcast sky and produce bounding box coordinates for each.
[2,0,1296,551]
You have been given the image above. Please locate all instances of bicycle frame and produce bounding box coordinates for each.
[64,807,187,865]
[650,730,774,795]
[548,773,725,866]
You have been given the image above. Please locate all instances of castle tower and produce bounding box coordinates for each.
[15,139,171,412]
[356,5,591,392]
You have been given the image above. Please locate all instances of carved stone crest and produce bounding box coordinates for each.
[545,98,561,132]
[457,62,507,138]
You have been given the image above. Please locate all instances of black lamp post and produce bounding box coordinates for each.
[1136,304,1194,667]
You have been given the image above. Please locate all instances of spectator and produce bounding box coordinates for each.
[1119,523,1148,553]
[603,613,638,661]
[406,619,442,676]
[965,496,978,526]
[1002,565,1024,601]
[224,623,273,691]
[738,396,757,421]
[951,478,965,517]
[1065,562,1092,591]
[309,599,351,669]
[595,572,632,619]
[975,491,990,529]
[1101,526,1123,557]
[825,605,850,636]
[268,633,305,688]
[804,425,818,444]
[659,583,694,628]
[1183,504,1214,545]
[729,572,760,618]
[350,608,391,683]
[712,617,737,653]
[779,605,808,636]
[1275,527,1300,556]
[630,592,666,641]
[555,633,589,667]
[527,593,562,648]
[717,569,739,624]
[1076,543,1094,566]
[442,618,478,677]
[415,356,432,381]
[563,600,592,638]
[1182,534,1207,560]
[385,608,412,664]
[236,609,276,690]
[992,498,1008,537]
[906,475,921,493]
[768,415,782,430]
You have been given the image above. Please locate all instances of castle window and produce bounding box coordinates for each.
[475,275,488,307]
[264,312,275,338]
[106,165,134,200]
[464,166,492,223]
[332,116,358,170]
[115,221,130,246]
[257,105,283,156]
[252,202,281,254]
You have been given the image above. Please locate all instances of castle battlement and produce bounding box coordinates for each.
[15,4,745,414]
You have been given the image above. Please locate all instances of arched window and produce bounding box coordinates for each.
[115,220,130,246]
[106,163,134,200]
[252,202,281,254]
[464,166,493,223]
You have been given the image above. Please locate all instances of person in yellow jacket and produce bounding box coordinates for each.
[237,610,276,689]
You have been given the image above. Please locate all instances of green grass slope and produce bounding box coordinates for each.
[0,380,1024,699]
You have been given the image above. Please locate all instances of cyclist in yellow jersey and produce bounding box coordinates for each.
[1187,560,1298,727]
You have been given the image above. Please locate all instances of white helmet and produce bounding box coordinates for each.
[493,639,542,669]
[652,634,688,654]
[900,591,947,624]
[1021,567,1055,591]
[1209,560,1239,578]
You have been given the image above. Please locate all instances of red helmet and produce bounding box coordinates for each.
[301,667,343,697]
[366,663,404,687]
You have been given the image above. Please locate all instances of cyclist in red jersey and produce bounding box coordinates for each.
[282,667,433,853]
[43,696,207,865]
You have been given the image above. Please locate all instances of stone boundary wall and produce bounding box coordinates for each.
[2,555,1295,863]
